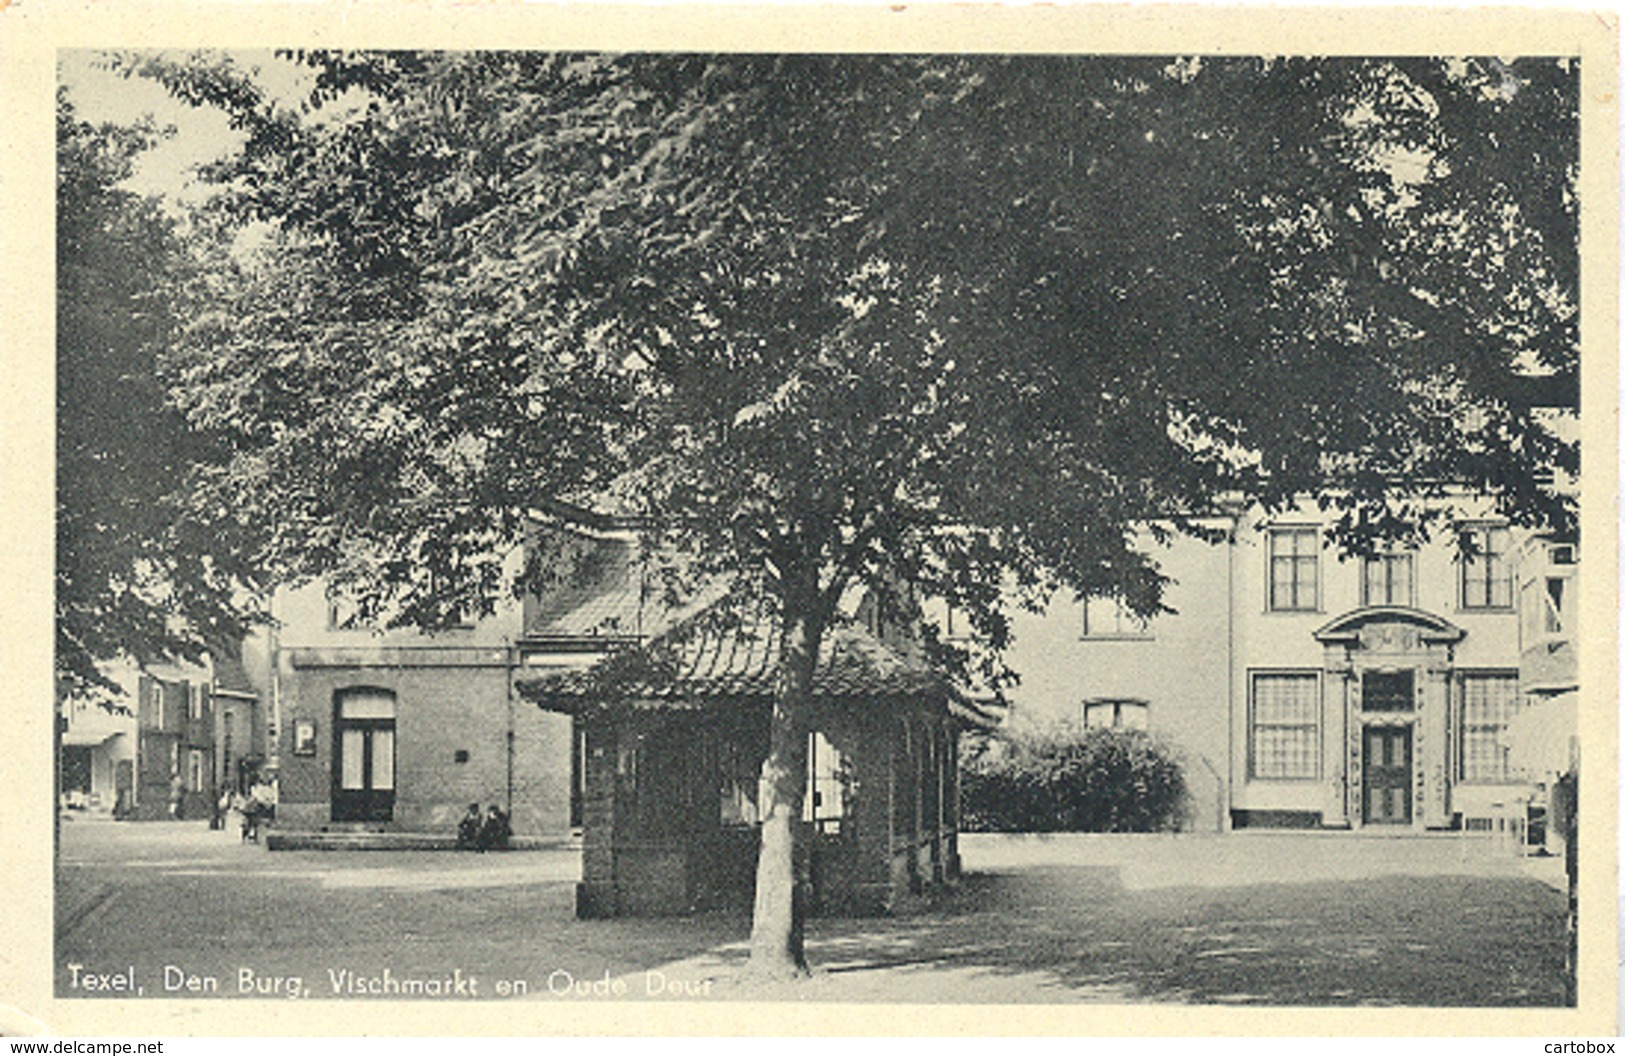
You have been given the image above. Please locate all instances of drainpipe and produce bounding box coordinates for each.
[506,644,516,814]
[267,595,282,772]
[1224,507,1237,832]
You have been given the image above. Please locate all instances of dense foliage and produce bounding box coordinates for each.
[122,54,1579,641]
[56,91,258,699]
[102,52,1577,972]
[961,726,1188,834]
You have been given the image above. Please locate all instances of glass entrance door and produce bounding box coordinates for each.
[332,688,396,822]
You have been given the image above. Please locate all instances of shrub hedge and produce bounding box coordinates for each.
[960,725,1188,833]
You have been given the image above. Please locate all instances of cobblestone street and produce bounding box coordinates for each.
[55,819,1568,1005]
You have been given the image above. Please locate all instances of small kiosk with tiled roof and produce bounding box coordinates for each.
[518,611,997,917]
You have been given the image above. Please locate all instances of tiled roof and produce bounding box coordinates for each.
[518,609,998,726]
[528,556,650,640]
[210,651,259,696]
[524,541,727,643]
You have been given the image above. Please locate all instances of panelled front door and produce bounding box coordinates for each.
[1363,726,1412,825]
[333,688,396,822]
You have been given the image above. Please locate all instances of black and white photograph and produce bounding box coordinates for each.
[5,2,1617,1039]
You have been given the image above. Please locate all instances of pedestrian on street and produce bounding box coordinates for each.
[212,787,229,831]
[243,777,275,842]
[229,788,252,841]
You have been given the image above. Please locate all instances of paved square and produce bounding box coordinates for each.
[55,820,1568,1005]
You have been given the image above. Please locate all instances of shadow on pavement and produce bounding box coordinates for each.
[55,823,1568,1005]
[785,865,1569,1005]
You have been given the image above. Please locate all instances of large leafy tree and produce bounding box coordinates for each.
[56,90,259,701]
[127,52,1576,974]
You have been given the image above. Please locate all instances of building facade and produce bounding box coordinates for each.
[998,502,1577,835]
[58,685,136,816]
[211,651,267,798]
[261,497,1577,846]
[270,517,648,837]
[265,507,999,895]
[59,651,260,821]
[132,662,219,820]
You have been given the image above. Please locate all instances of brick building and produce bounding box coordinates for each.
[60,644,268,821]
[266,505,1000,905]
[211,650,266,796]
[269,514,651,837]
[132,662,218,819]
[519,608,997,916]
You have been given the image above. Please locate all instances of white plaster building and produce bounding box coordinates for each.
[996,500,1577,836]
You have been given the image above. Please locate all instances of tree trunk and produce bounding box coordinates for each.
[747,608,820,978]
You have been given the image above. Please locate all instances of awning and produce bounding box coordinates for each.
[62,728,127,748]
[1506,690,1579,779]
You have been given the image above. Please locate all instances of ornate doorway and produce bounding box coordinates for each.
[1316,608,1465,830]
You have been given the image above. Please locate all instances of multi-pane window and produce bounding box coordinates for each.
[1080,596,1151,638]
[1268,528,1319,611]
[1362,669,1415,712]
[187,748,205,793]
[139,678,170,730]
[1362,552,1415,607]
[1082,698,1149,730]
[429,571,475,628]
[335,688,396,813]
[1460,672,1521,782]
[187,682,204,721]
[1249,672,1321,779]
[1459,526,1512,609]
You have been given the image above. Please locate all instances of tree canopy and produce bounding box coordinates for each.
[137,53,1577,619]
[119,51,1578,971]
[56,90,260,699]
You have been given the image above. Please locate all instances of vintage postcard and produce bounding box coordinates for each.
[1,1,1617,1039]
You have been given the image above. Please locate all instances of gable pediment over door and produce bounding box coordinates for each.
[1313,606,1465,653]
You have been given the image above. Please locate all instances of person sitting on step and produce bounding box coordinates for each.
[477,804,511,852]
[456,803,482,850]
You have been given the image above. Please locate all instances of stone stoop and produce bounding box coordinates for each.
[265,829,583,852]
